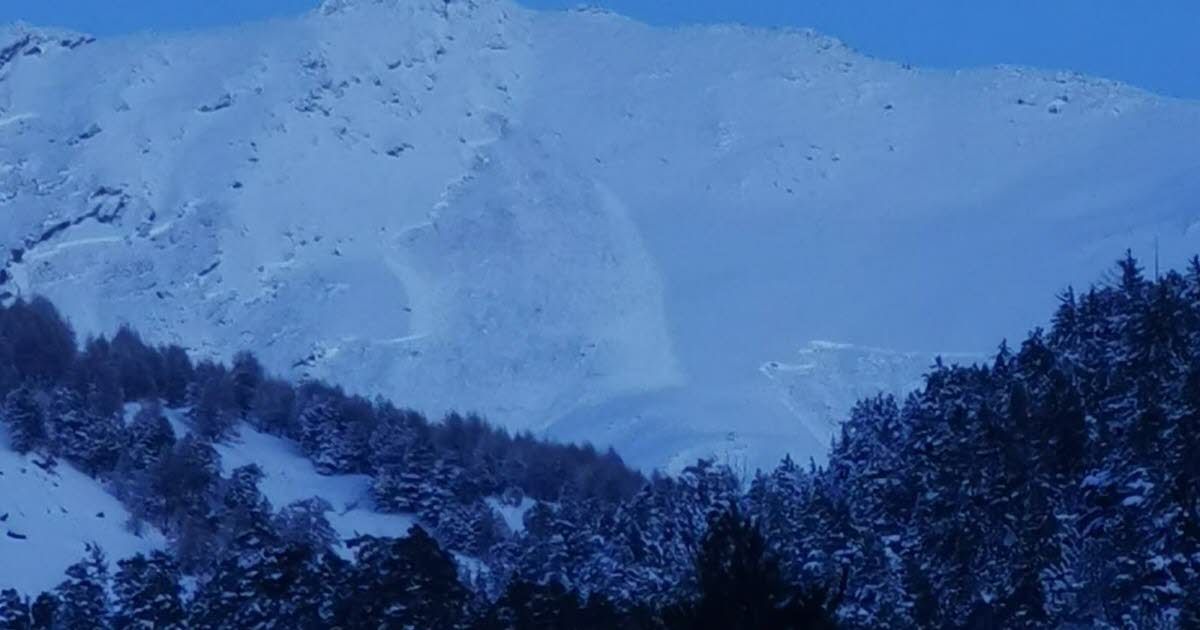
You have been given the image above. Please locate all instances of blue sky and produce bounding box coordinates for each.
[3,0,1198,99]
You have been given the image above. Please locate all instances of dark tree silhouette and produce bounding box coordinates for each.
[664,506,840,630]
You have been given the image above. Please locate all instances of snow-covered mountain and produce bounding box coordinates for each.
[1,0,1198,472]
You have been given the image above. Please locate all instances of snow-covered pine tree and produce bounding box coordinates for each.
[274,497,339,551]
[215,464,273,551]
[2,384,45,453]
[663,505,838,629]
[191,536,339,629]
[120,403,176,471]
[330,395,376,474]
[229,351,263,417]
[435,499,506,556]
[0,589,30,629]
[109,326,162,403]
[112,552,185,630]
[0,297,76,388]
[247,377,295,436]
[29,592,58,630]
[188,362,238,440]
[290,390,375,475]
[152,435,222,569]
[372,435,444,517]
[343,527,471,629]
[297,389,337,461]
[54,544,111,630]
[159,345,193,409]
[45,386,122,475]
[74,337,124,418]
[187,506,283,629]
[393,526,474,629]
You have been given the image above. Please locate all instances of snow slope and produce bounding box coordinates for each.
[548,341,983,473]
[761,342,982,449]
[160,408,414,551]
[212,422,414,550]
[0,425,165,596]
[1,0,1198,471]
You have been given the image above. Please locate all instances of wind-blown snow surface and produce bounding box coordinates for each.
[0,425,165,595]
[1,0,1199,471]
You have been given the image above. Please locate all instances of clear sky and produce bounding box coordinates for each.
[2,0,1198,100]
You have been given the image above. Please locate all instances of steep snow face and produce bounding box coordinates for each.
[1,2,1199,472]
[0,425,165,595]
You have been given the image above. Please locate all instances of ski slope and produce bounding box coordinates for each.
[0,0,1198,472]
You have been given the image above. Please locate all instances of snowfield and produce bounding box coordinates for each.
[161,407,415,553]
[0,425,165,596]
[1,0,1198,472]
[212,422,415,551]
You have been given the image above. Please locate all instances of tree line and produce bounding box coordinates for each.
[3,251,1199,627]
[0,295,644,564]
[0,506,838,629]
[0,296,835,627]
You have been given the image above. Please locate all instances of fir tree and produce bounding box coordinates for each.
[119,403,175,471]
[152,435,222,567]
[109,326,161,402]
[343,527,471,629]
[296,386,374,474]
[248,378,295,436]
[54,544,111,630]
[159,345,192,409]
[28,593,56,630]
[229,351,263,417]
[44,386,122,475]
[189,538,337,629]
[274,498,339,551]
[2,385,45,453]
[112,552,185,630]
[188,363,237,440]
[0,296,76,386]
[664,506,839,630]
[73,337,124,418]
[0,589,30,630]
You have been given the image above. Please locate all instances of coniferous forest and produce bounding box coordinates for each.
[1,252,1199,628]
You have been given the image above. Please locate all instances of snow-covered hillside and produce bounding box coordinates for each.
[761,342,983,448]
[0,424,165,595]
[548,341,982,473]
[206,421,416,552]
[1,0,1198,471]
